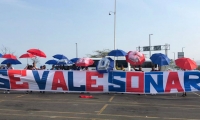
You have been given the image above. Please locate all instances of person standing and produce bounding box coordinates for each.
[50,65,56,70]
[40,65,46,94]
[150,65,160,95]
[133,65,143,72]
[133,65,143,95]
[182,69,187,97]
[6,63,14,70]
[4,63,14,94]
[24,65,33,94]
[32,62,38,70]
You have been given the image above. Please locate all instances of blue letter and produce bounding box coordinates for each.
[32,71,49,90]
[184,72,200,91]
[108,71,125,92]
[145,72,164,93]
[0,70,10,89]
[68,71,85,91]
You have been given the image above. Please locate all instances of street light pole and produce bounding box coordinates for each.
[149,34,153,57]
[114,0,116,50]
[182,47,185,58]
[182,47,185,52]
[76,43,78,58]
[109,0,117,69]
[172,52,175,69]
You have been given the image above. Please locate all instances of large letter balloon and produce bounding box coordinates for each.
[96,57,114,73]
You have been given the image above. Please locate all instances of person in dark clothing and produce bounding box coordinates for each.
[151,64,160,71]
[50,65,56,70]
[182,69,187,97]
[85,67,88,70]
[150,64,159,95]
[133,65,143,72]
[72,64,77,70]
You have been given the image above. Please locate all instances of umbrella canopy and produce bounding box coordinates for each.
[53,54,68,60]
[27,49,46,58]
[70,58,79,63]
[57,60,73,65]
[45,60,58,65]
[175,57,197,70]
[2,54,17,59]
[19,53,35,58]
[108,49,127,56]
[125,51,145,65]
[1,59,21,64]
[76,58,94,67]
[150,53,170,66]
[0,53,2,58]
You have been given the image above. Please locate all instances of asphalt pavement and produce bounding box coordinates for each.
[0,91,200,120]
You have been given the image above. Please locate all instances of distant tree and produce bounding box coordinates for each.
[87,49,111,58]
[1,45,16,56]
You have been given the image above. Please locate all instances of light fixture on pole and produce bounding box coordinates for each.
[149,34,153,57]
[182,47,185,52]
[76,43,78,58]
[109,0,116,69]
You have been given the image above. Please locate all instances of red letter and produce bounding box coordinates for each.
[126,72,144,93]
[165,72,184,92]
[52,71,68,90]
[8,70,29,89]
[86,71,103,91]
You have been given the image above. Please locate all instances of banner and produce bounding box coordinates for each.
[0,70,200,94]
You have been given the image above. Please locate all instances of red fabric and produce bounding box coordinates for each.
[2,54,17,59]
[19,53,35,58]
[27,49,46,58]
[125,51,145,65]
[75,58,94,67]
[79,95,93,98]
[175,57,197,70]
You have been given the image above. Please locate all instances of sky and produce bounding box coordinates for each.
[0,0,200,68]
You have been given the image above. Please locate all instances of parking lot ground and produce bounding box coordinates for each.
[0,91,200,120]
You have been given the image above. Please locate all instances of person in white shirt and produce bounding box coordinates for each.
[32,62,38,70]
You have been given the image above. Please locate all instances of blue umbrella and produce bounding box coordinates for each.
[108,49,127,56]
[53,54,68,60]
[1,59,22,64]
[70,58,79,63]
[150,53,170,66]
[67,60,74,65]
[45,60,58,65]
[96,57,114,73]
[57,60,73,65]
[0,53,2,58]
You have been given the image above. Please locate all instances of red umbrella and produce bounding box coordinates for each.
[175,57,197,70]
[19,53,35,58]
[2,54,17,59]
[76,58,94,67]
[125,51,145,65]
[20,53,36,64]
[27,49,46,58]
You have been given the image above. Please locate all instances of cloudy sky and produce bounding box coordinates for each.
[0,0,200,67]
